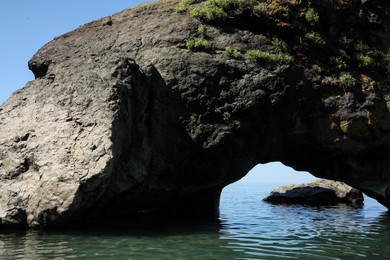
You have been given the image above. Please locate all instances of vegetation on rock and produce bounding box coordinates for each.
[225,47,242,59]
[339,72,356,88]
[271,37,288,52]
[245,49,293,63]
[186,38,211,50]
[176,0,389,90]
[197,24,206,35]
[305,31,326,47]
[189,0,254,21]
[305,8,319,25]
[176,0,204,13]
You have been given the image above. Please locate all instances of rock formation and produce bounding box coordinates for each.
[263,179,364,205]
[0,0,389,228]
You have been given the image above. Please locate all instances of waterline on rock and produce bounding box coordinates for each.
[0,183,388,259]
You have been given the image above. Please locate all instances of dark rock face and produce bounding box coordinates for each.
[0,0,389,228]
[263,179,364,205]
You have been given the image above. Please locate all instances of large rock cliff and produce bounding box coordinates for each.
[0,0,389,228]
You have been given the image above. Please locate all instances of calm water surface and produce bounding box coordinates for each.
[1,183,389,259]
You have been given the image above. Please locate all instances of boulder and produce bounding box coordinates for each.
[263,180,364,205]
[0,0,389,228]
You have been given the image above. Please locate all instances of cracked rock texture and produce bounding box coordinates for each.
[0,0,390,228]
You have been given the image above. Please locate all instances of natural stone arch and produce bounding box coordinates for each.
[0,0,389,228]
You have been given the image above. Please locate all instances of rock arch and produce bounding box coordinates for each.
[0,1,389,228]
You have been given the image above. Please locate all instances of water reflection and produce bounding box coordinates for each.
[218,184,390,259]
[0,222,248,259]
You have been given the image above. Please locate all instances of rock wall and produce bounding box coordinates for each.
[0,0,389,228]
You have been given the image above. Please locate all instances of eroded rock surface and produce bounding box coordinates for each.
[263,179,364,205]
[0,0,389,228]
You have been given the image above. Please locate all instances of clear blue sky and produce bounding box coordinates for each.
[1,1,317,185]
[1,0,147,105]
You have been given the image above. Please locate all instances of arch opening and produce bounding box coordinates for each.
[220,162,386,214]
[218,165,389,260]
[233,162,317,185]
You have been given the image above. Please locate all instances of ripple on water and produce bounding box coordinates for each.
[218,184,390,259]
[0,183,389,259]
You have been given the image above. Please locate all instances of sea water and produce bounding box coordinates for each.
[0,183,389,259]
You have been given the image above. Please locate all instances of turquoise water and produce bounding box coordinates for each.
[0,183,389,259]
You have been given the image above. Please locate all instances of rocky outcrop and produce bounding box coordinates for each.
[0,0,389,228]
[263,179,364,205]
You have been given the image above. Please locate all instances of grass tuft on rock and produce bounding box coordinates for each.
[339,72,356,88]
[189,0,255,21]
[245,50,293,63]
[226,47,242,59]
[186,38,211,50]
[176,0,204,13]
[305,31,326,47]
[305,8,319,25]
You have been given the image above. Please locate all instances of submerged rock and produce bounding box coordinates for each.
[0,0,389,228]
[263,180,364,205]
